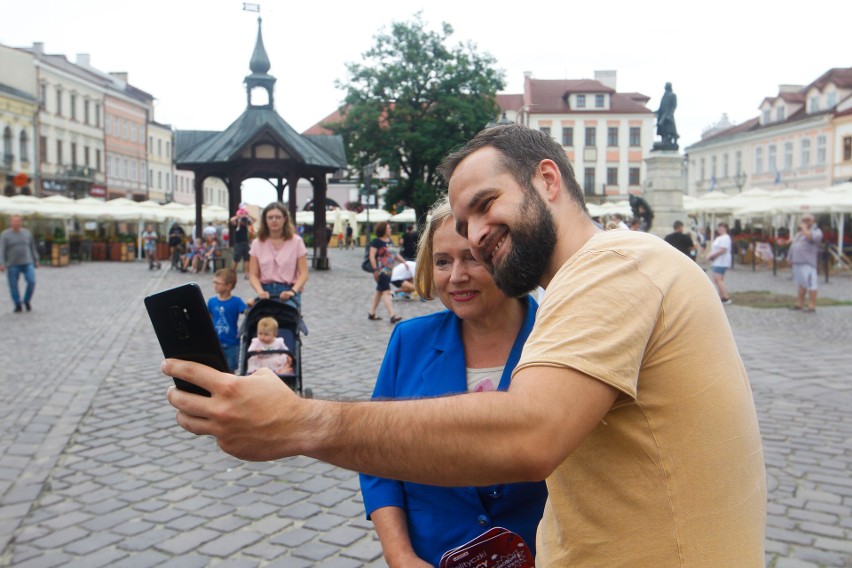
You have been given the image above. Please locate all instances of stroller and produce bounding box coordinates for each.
[237,299,311,397]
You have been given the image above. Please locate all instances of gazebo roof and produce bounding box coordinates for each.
[175,106,345,169]
[175,16,345,172]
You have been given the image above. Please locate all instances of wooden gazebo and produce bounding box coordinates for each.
[175,17,346,269]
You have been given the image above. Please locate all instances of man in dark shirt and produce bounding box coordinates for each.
[664,220,696,260]
[400,225,418,261]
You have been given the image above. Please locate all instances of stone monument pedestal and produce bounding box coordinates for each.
[644,151,686,239]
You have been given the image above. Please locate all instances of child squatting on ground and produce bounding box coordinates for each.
[207,268,247,372]
[246,316,294,375]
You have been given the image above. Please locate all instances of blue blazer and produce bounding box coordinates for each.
[359,296,547,566]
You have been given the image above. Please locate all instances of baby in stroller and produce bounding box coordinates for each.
[245,316,294,375]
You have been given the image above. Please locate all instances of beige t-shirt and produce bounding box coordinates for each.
[514,230,766,567]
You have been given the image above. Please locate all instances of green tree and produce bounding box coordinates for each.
[330,13,504,225]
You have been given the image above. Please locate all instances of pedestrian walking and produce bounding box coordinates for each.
[706,222,733,305]
[0,215,39,313]
[788,213,823,312]
[142,224,161,270]
[367,221,404,324]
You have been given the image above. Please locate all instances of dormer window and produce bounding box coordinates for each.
[595,94,605,108]
[776,106,785,122]
[577,94,586,108]
[827,92,837,108]
[809,96,819,113]
[762,109,770,124]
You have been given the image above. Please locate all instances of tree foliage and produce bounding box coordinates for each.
[330,13,505,224]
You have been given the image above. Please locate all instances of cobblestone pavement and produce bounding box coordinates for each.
[0,250,850,567]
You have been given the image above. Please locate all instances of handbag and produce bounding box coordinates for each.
[361,244,374,273]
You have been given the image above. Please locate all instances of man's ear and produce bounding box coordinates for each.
[538,159,562,202]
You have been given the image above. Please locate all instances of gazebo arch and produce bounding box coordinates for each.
[174,17,346,269]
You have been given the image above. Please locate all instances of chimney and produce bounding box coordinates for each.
[76,53,91,67]
[110,72,129,83]
[594,70,617,90]
[778,84,804,94]
[524,71,533,79]
[32,42,44,55]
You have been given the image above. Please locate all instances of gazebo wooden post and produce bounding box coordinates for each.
[312,174,329,269]
[194,175,204,239]
[286,174,298,222]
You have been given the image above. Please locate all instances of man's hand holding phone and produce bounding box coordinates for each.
[164,361,307,461]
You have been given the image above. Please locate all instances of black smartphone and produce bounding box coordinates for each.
[144,282,228,397]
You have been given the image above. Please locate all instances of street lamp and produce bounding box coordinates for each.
[732,170,747,193]
[363,164,374,238]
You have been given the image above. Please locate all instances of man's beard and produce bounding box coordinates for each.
[489,188,557,297]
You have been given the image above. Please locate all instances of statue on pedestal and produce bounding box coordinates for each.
[653,82,679,151]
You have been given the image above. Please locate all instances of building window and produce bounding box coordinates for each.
[158,171,162,189]
[629,167,640,186]
[577,94,586,109]
[122,120,129,139]
[19,131,29,162]
[158,139,162,157]
[39,136,47,164]
[595,94,605,108]
[583,168,595,194]
[844,136,852,161]
[784,142,793,170]
[827,92,837,108]
[768,145,777,172]
[71,142,77,167]
[776,106,785,121]
[2,127,12,164]
[801,139,811,167]
[56,140,63,165]
[735,151,742,176]
[722,154,729,179]
[816,135,826,164]
[606,167,618,186]
[165,141,171,158]
[539,126,551,137]
[55,88,63,116]
[84,146,90,167]
[562,127,573,146]
[809,96,819,113]
[762,109,770,124]
[629,127,640,146]
[84,100,90,125]
[96,149,101,172]
[699,158,705,181]
[39,83,47,109]
[131,123,137,143]
[711,156,717,180]
[149,135,154,151]
[755,147,763,173]
[585,127,596,146]
[95,104,101,127]
[106,115,111,135]
[607,127,618,146]
[70,94,77,121]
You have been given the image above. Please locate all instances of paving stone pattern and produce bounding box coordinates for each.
[0,250,850,567]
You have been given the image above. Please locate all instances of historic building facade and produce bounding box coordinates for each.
[685,68,852,196]
[497,70,656,199]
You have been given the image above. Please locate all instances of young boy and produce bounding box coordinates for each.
[207,268,247,372]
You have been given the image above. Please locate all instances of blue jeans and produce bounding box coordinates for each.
[222,343,240,373]
[7,263,36,307]
[261,282,301,311]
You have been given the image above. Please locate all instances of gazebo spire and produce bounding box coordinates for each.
[244,16,276,109]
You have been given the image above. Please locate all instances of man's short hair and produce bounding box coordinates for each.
[438,124,587,214]
[673,220,684,230]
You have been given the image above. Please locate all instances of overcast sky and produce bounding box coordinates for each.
[2,0,848,157]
